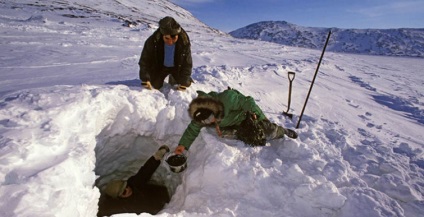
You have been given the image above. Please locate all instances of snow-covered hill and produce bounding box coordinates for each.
[1,0,223,35]
[0,1,423,217]
[230,21,424,58]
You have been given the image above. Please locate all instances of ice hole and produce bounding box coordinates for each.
[94,127,182,216]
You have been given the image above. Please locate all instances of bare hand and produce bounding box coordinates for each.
[174,145,186,155]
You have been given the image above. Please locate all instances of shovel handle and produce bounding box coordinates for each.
[288,71,295,82]
[284,71,295,116]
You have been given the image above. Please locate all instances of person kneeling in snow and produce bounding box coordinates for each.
[139,16,193,91]
[174,88,298,154]
[98,145,170,216]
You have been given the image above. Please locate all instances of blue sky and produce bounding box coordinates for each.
[170,0,424,32]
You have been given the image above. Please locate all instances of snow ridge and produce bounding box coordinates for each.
[229,21,424,58]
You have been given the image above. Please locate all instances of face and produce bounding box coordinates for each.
[163,34,178,45]
[119,186,133,198]
[201,114,216,125]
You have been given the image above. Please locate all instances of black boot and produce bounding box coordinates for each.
[285,129,298,139]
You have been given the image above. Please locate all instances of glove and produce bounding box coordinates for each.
[176,85,187,91]
[174,145,186,155]
[141,81,152,90]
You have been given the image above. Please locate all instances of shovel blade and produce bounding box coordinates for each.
[283,111,293,119]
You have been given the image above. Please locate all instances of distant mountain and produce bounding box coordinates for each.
[230,21,424,58]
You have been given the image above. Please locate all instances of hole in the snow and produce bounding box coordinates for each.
[94,128,182,216]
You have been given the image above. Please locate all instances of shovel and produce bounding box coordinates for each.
[283,71,295,119]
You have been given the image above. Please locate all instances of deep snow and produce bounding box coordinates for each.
[0,1,423,217]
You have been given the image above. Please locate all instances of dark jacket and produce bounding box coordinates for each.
[97,156,169,216]
[178,89,267,149]
[138,28,192,85]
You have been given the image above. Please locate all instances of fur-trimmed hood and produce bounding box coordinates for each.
[188,96,224,121]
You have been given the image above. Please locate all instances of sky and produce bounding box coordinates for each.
[171,0,424,32]
[1,0,424,217]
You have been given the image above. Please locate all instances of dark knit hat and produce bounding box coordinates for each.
[193,108,213,122]
[159,16,181,35]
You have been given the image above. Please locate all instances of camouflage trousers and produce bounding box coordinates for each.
[221,119,285,141]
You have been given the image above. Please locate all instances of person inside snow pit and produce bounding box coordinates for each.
[97,145,170,216]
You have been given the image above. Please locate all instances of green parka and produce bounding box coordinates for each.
[178,89,267,150]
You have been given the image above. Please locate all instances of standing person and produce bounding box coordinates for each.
[139,16,193,91]
[174,88,298,154]
[97,145,170,216]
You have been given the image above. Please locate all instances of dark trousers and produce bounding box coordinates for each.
[151,69,172,89]
[150,67,176,89]
[150,67,192,89]
[220,119,285,141]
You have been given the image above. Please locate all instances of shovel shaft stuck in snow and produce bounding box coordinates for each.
[283,71,295,119]
[296,30,332,129]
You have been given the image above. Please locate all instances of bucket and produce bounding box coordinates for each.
[165,153,187,173]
